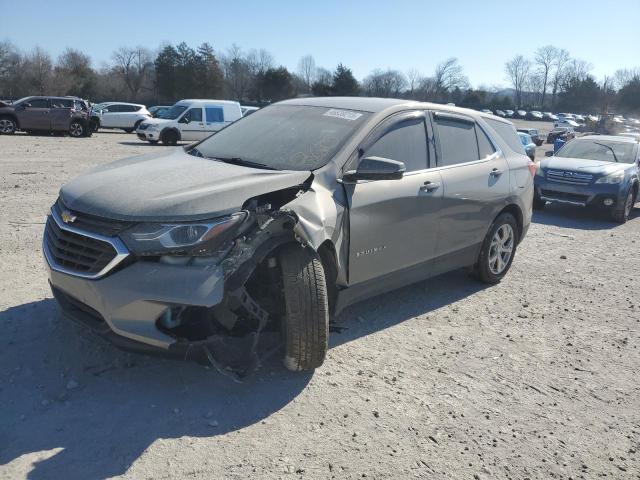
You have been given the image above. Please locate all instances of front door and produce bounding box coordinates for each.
[17,98,50,130]
[430,111,510,257]
[100,104,120,127]
[346,113,443,285]
[178,107,205,141]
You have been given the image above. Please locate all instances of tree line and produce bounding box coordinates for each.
[0,40,638,115]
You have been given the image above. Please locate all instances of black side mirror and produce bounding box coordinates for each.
[545,150,554,157]
[343,156,406,182]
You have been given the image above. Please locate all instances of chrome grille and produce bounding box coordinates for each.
[546,170,593,186]
[44,206,129,279]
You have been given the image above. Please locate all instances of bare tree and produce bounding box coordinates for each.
[433,58,468,98]
[0,40,23,98]
[534,45,556,108]
[550,48,570,108]
[221,44,252,101]
[362,69,407,97]
[112,46,153,100]
[297,55,316,92]
[246,48,274,76]
[564,59,592,83]
[505,55,531,108]
[612,67,640,90]
[406,68,422,98]
[22,46,53,95]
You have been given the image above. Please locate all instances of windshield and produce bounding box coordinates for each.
[194,104,371,171]
[556,139,637,163]
[519,133,532,145]
[158,105,188,120]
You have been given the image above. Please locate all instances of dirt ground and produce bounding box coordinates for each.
[1,123,639,480]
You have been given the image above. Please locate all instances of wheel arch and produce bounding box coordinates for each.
[160,127,181,142]
[496,203,523,242]
[0,113,20,129]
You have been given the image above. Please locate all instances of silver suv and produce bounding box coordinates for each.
[44,98,534,372]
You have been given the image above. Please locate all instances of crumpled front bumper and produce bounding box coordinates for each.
[46,258,226,354]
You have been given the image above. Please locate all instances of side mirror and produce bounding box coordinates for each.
[545,150,554,157]
[22,103,32,108]
[343,156,406,182]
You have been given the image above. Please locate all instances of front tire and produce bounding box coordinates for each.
[473,213,518,284]
[161,129,178,146]
[612,187,635,224]
[278,245,329,371]
[0,116,17,134]
[69,121,84,138]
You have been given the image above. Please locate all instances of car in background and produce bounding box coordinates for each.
[481,109,493,115]
[543,112,559,122]
[555,118,580,129]
[90,102,151,133]
[241,105,259,117]
[148,105,171,118]
[0,96,91,137]
[518,128,543,146]
[44,97,534,371]
[505,110,515,118]
[518,132,536,161]
[534,135,639,222]
[515,110,527,118]
[494,110,506,117]
[546,126,576,144]
[136,99,243,145]
[574,114,585,123]
[526,111,544,121]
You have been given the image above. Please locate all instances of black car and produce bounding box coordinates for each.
[546,127,575,144]
[517,128,543,146]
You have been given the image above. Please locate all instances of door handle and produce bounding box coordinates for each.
[490,168,503,176]
[420,181,440,192]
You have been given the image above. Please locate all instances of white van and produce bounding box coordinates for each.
[136,99,242,145]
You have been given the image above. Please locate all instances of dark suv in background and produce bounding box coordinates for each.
[0,96,92,137]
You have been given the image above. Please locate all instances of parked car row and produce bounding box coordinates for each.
[0,96,92,137]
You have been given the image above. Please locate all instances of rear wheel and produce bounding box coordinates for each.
[123,128,134,133]
[278,245,329,371]
[161,129,178,146]
[69,121,84,138]
[149,140,159,145]
[612,187,635,224]
[0,116,17,134]
[472,213,518,284]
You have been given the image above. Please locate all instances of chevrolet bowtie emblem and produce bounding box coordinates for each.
[61,210,77,223]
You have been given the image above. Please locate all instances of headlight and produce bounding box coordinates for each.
[120,212,248,256]
[595,171,625,184]
[148,124,160,131]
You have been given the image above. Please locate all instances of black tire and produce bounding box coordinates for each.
[149,140,159,145]
[278,245,329,371]
[533,195,546,210]
[161,129,178,146]
[69,121,84,138]
[0,116,17,135]
[473,213,519,284]
[123,128,134,133]
[90,119,100,133]
[611,187,635,224]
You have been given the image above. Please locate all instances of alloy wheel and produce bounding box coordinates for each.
[0,119,16,134]
[488,224,514,275]
[69,123,83,137]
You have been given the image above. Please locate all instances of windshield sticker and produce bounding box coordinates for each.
[323,109,363,121]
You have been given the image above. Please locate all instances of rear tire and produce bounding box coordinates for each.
[161,129,178,146]
[0,116,17,134]
[612,187,635,224]
[473,213,519,284]
[278,245,329,371]
[149,140,159,145]
[123,128,134,133]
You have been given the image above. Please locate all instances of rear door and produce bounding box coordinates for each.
[430,111,509,257]
[17,98,50,130]
[204,105,226,136]
[177,107,205,140]
[345,112,443,285]
[49,98,74,131]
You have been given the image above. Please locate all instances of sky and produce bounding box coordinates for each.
[2,0,639,88]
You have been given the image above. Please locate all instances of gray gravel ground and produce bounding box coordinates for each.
[1,124,639,480]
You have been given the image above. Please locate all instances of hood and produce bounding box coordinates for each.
[60,148,311,222]
[540,156,631,175]
[140,117,173,127]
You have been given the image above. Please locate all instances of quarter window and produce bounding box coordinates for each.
[364,118,428,172]
[205,107,224,123]
[51,99,74,108]
[476,126,497,158]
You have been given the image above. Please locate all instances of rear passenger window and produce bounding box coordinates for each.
[105,105,121,112]
[365,118,428,172]
[205,107,224,123]
[51,99,73,108]
[476,125,496,158]
[434,117,479,166]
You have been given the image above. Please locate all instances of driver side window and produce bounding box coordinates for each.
[364,118,428,172]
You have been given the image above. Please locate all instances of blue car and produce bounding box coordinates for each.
[534,135,640,223]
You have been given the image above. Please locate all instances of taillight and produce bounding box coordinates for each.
[527,161,537,177]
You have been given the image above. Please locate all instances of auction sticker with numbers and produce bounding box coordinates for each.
[323,109,363,121]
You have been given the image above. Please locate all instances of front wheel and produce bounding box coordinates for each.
[612,188,635,224]
[278,245,329,371]
[0,116,17,134]
[69,121,85,138]
[473,213,519,284]
[161,129,178,146]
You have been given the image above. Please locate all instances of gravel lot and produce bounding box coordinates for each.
[1,122,639,480]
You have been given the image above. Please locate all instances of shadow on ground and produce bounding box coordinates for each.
[0,269,485,479]
[531,203,637,230]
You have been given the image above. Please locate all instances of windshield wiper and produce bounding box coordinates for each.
[213,156,278,170]
[188,147,204,158]
[593,142,619,162]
